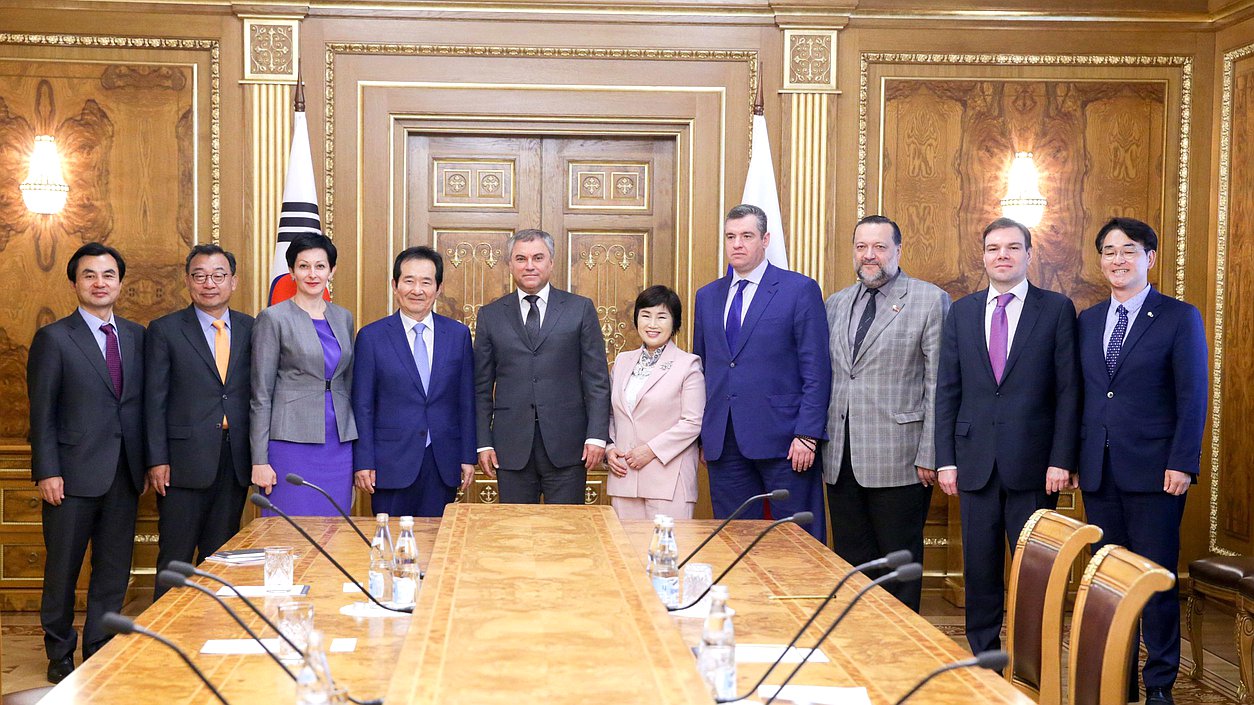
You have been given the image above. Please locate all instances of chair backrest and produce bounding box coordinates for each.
[1005,508,1103,705]
[1068,544,1176,705]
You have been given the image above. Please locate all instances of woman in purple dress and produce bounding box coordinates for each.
[250,233,357,516]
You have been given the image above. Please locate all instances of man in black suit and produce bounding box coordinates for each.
[146,244,253,599]
[934,217,1080,657]
[27,243,146,683]
[474,229,610,504]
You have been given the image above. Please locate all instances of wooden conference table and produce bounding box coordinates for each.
[39,505,1030,704]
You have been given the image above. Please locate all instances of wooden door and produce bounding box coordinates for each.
[405,133,677,505]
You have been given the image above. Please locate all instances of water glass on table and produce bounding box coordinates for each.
[264,546,294,593]
[277,598,315,661]
[683,562,713,605]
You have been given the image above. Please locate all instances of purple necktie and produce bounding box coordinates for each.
[101,322,123,398]
[989,293,1013,384]
[725,279,749,352]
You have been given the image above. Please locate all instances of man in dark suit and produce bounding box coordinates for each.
[1077,218,1208,705]
[934,217,1080,657]
[27,243,146,683]
[354,247,476,516]
[475,229,610,504]
[693,204,832,541]
[145,244,253,599]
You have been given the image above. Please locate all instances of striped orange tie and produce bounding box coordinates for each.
[213,319,229,428]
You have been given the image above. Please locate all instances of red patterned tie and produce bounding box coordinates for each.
[101,322,123,398]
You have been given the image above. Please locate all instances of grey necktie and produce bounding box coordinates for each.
[524,294,541,343]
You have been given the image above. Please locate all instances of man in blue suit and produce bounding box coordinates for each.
[1077,218,1208,705]
[353,247,476,516]
[934,217,1080,658]
[693,204,832,541]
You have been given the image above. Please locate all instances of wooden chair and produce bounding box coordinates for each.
[1186,555,1254,679]
[1005,508,1103,705]
[1068,544,1176,705]
[1238,575,1254,705]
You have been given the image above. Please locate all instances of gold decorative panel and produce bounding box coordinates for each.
[433,158,515,209]
[567,230,647,359]
[784,30,838,92]
[243,18,299,83]
[567,161,650,212]
[433,229,514,333]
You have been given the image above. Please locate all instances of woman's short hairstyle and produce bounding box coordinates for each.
[285,233,338,269]
[633,285,683,333]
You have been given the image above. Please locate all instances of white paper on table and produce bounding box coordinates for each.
[668,595,713,619]
[200,638,357,655]
[213,585,309,598]
[735,644,829,664]
[343,582,363,593]
[338,601,411,618]
[755,685,871,705]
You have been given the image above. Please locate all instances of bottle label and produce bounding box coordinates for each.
[394,576,417,606]
[712,665,736,699]
[651,575,679,607]
[368,570,386,600]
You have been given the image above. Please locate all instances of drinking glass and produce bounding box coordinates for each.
[264,546,294,593]
[683,562,713,605]
[276,598,315,661]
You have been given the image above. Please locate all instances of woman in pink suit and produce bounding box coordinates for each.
[606,286,705,520]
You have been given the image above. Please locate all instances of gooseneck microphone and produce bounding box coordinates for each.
[284,473,371,547]
[678,488,790,569]
[667,511,813,612]
[892,650,1010,705]
[102,612,233,705]
[249,493,413,614]
[763,563,924,705]
[165,561,303,655]
[716,549,914,703]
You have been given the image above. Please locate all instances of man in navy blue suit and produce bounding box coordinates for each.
[693,204,832,541]
[934,217,1080,658]
[353,247,476,516]
[1077,218,1207,705]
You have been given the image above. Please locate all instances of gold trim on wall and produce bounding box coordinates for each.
[247,83,293,312]
[1206,40,1254,557]
[242,17,300,83]
[856,52,1192,299]
[787,92,830,285]
[0,32,222,246]
[783,29,838,92]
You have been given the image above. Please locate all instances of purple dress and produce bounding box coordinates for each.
[264,319,353,516]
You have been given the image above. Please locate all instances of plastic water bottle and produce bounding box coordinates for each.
[697,585,737,700]
[651,516,680,608]
[392,516,421,607]
[368,513,394,601]
[646,514,668,580]
[295,629,335,705]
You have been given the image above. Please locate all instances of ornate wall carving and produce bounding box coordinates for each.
[881,79,1166,310]
[244,18,299,83]
[434,229,513,335]
[568,231,647,358]
[784,30,837,91]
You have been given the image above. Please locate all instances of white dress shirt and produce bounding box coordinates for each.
[517,284,551,328]
[78,308,122,362]
[984,278,1031,354]
[722,258,769,327]
[399,309,435,372]
[1103,284,1152,351]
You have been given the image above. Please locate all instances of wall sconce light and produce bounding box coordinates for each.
[21,135,69,215]
[999,151,1046,228]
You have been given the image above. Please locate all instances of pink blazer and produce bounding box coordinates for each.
[607,342,705,502]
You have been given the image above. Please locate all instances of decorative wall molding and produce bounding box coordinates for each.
[243,17,300,83]
[783,29,838,92]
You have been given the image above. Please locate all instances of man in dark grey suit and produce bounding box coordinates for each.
[823,215,949,613]
[146,245,253,599]
[474,229,610,504]
[28,243,146,683]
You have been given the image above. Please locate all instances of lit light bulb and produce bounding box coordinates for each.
[999,151,1046,228]
[20,135,69,215]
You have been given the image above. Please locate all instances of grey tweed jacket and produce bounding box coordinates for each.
[250,298,358,464]
[822,271,951,488]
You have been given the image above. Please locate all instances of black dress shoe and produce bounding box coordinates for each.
[46,656,74,684]
[1144,686,1175,705]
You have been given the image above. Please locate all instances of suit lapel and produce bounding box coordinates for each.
[733,265,779,359]
[1110,288,1162,380]
[968,288,997,383]
[1001,285,1043,383]
[505,294,534,351]
[226,310,249,385]
[66,313,115,393]
[630,344,678,414]
[386,312,426,397]
[428,315,456,398]
[534,288,568,350]
[832,287,856,370]
[712,275,733,357]
[853,277,909,366]
[327,306,353,378]
[121,320,143,400]
[178,306,218,379]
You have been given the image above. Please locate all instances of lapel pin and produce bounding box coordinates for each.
[892,304,902,313]
[1147,311,1154,318]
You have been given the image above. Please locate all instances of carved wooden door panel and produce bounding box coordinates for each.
[406,133,677,505]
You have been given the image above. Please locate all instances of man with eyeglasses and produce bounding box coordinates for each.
[144,244,254,598]
[1077,217,1208,705]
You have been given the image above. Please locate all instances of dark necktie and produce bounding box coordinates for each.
[989,293,1013,383]
[1105,304,1129,378]
[101,322,123,398]
[524,294,541,344]
[851,288,879,360]
[725,279,750,352]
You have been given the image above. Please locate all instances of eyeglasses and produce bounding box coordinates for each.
[1100,245,1144,261]
[190,272,229,284]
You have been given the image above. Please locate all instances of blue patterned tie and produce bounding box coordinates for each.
[725,279,749,352]
[413,322,430,393]
[1105,305,1128,378]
